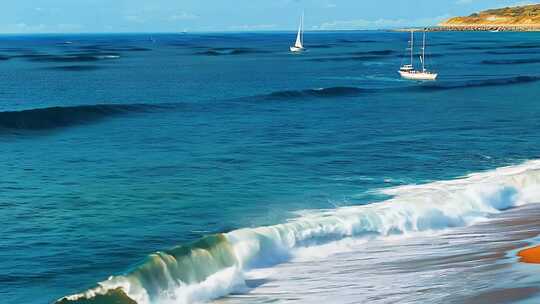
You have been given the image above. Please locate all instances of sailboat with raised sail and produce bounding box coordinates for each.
[399,30,437,81]
[290,12,305,52]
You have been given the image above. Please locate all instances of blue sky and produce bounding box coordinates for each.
[0,0,536,33]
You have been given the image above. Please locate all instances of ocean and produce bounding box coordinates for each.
[1,31,540,304]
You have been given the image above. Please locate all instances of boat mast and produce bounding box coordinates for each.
[301,11,305,46]
[410,30,414,67]
[422,30,426,72]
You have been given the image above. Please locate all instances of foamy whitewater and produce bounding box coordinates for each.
[58,160,540,304]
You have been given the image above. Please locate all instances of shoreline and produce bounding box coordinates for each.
[432,25,540,32]
[395,25,540,32]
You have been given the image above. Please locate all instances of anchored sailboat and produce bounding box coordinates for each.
[399,30,437,81]
[290,12,305,52]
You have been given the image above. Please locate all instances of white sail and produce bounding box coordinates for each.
[294,13,304,48]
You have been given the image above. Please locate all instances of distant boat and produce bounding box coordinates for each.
[399,30,438,81]
[290,12,305,52]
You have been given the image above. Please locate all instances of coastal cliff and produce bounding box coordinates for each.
[437,4,540,31]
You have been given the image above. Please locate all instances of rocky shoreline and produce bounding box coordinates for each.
[430,25,540,32]
[393,25,540,32]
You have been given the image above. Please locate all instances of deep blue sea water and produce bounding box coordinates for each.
[1,31,540,304]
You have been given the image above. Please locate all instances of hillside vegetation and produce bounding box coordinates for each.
[440,4,540,27]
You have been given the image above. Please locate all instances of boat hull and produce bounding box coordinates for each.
[399,71,438,81]
[290,46,305,52]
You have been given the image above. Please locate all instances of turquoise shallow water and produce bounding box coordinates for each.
[1,31,540,304]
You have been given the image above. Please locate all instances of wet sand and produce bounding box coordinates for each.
[215,203,540,304]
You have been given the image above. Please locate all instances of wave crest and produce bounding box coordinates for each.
[58,160,540,304]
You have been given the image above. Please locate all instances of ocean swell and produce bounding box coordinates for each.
[44,65,103,71]
[0,103,165,132]
[195,48,268,56]
[265,86,367,100]
[256,76,540,102]
[416,76,540,91]
[57,160,540,304]
[481,58,540,65]
[12,52,121,62]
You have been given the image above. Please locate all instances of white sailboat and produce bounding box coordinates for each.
[399,30,437,81]
[290,12,305,52]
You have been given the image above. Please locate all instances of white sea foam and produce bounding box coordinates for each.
[59,160,540,304]
[98,55,121,59]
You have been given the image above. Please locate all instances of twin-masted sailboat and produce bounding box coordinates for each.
[399,30,438,81]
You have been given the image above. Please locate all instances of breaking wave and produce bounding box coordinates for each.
[57,160,540,304]
[0,103,166,132]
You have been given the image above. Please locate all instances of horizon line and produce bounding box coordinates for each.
[0,28,435,35]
